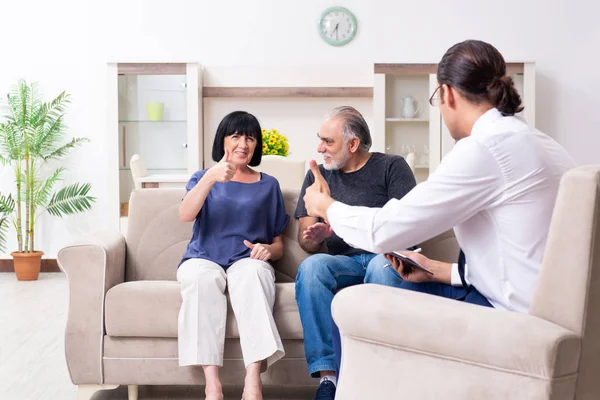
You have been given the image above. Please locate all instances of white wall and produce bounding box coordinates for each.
[1,0,599,257]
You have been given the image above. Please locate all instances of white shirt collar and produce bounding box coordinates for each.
[470,108,503,137]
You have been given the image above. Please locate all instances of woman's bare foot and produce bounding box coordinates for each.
[205,384,224,400]
[242,361,263,400]
[241,381,262,400]
[203,365,224,400]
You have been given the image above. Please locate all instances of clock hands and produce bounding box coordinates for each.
[319,7,356,45]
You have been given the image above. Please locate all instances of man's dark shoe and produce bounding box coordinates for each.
[314,378,336,400]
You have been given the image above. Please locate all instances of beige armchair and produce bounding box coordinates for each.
[332,165,600,400]
[253,155,306,191]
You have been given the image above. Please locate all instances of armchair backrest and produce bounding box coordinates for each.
[529,166,600,399]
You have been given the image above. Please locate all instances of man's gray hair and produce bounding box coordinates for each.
[326,106,372,152]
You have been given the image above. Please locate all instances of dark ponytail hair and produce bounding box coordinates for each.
[437,40,523,116]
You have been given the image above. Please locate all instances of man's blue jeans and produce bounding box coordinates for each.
[295,253,402,377]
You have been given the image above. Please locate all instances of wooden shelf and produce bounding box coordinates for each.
[386,117,429,123]
[119,120,186,123]
[374,63,524,75]
[375,64,438,75]
[202,87,373,98]
[118,63,186,75]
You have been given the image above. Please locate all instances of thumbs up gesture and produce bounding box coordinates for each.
[308,160,331,196]
[209,148,236,183]
[303,160,334,219]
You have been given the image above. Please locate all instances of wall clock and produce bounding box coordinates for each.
[318,6,357,46]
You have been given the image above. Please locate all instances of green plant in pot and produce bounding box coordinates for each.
[0,80,95,280]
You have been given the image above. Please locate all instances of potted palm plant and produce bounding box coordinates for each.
[0,80,95,280]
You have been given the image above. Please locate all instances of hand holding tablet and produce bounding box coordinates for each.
[384,248,434,275]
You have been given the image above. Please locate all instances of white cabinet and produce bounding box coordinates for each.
[373,63,535,182]
[109,63,202,211]
[373,67,439,183]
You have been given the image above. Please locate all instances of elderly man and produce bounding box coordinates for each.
[294,106,416,400]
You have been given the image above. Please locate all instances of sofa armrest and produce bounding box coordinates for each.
[57,232,126,384]
[332,284,581,379]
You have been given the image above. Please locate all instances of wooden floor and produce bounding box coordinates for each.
[0,273,314,400]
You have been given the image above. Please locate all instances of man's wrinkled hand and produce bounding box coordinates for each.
[302,222,334,242]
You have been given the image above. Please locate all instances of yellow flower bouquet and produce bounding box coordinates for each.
[261,128,290,156]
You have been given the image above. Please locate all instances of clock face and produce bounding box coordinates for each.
[319,7,357,46]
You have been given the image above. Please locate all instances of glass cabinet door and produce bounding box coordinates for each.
[114,63,201,220]
[118,73,188,175]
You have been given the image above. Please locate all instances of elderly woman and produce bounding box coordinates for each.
[178,111,289,400]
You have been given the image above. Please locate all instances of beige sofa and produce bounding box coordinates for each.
[58,188,460,400]
[333,165,600,400]
[253,155,307,191]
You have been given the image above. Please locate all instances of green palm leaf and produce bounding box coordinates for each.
[46,183,95,217]
[0,215,9,254]
[0,193,15,214]
[42,137,89,162]
[45,91,70,120]
[0,194,15,254]
[7,80,30,126]
[33,114,64,155]
[0,121,23,161]
[34,168,63,207]
[32,92,71,155]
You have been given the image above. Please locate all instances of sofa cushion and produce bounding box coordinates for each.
[105,281,303,339]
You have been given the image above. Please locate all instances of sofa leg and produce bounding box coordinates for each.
[76,384,119,400]
[128,384,139,400]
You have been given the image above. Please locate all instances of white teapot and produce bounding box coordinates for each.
[400,96,420,119]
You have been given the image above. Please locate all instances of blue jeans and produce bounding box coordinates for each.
[295,253,403,377]
[331,281,493,373]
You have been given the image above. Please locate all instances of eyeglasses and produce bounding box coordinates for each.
[429,86,441,107]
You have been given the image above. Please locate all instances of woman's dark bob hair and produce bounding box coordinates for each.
[212,111,263,166]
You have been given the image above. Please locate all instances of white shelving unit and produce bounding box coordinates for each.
[373,63,535,183]
[107,62,202,221]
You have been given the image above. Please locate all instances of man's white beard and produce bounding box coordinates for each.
[322,147,352,171]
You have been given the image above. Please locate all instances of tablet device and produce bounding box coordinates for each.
[389,251,434,275]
